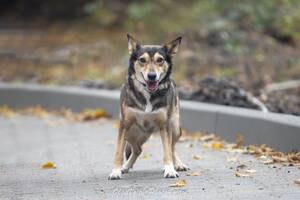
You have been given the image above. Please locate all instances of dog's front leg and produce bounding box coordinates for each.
[108,126,126,180]
[160,127,179,178]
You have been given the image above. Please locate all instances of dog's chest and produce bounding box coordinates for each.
[126,107,167,133]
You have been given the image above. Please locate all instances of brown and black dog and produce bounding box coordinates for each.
[108,34,189,180]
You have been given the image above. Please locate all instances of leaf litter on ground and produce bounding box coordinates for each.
[0,105,110,122]
[180,129,300,167]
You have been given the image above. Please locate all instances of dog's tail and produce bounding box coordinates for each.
[125,142,131,160]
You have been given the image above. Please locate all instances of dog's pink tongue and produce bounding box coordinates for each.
[147,81,158,91]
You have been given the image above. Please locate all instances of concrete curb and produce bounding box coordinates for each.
[0,83,299,152]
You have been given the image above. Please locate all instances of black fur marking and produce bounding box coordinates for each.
[126,77,146,109]
[125,142,131,160]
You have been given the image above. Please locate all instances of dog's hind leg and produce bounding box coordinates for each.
[121,143,142,173]
[172,127,189,171]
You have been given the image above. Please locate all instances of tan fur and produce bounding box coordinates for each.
[134,52,169,85]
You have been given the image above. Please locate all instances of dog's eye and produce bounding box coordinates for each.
[156,57,164,64]
[138,57,146,64]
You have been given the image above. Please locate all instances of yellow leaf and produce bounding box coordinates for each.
[41,161,56,169]
[82,108,108,121]
[142,153,150,160]
[169,179,187,187]
[212,142,223,150]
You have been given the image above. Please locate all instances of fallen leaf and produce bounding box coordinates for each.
[235,133,244,147]
[82,108,108,121]
[245,169,257,174]
[235,164,256,177]
[235,171,250,177]
[169,179,187,187]
[259,155,274,164]
[237,164,247,169]
[142,153,150,160]
[294,179,300,186]
[212,142,223,150]
[193,155,201,160]
[200,134,216,142]
[186,171,201,176]
[41,161,56,169]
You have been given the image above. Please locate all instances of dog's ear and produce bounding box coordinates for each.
[127,34,140,55]
[164,36,182,56]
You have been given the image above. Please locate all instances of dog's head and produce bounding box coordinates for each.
[127,34,181,93]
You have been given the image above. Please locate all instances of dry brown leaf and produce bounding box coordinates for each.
[235,133,244,147]
[169,179,187,187]
[294,179,300,186]
[193,155,201,160]
[272,155,288,163]
[288,152,300,163]
[186,171,201,176]
[41,161,56,169]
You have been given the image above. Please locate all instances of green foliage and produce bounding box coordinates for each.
[82,0,300,42]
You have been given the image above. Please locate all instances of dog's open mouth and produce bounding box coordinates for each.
[146,81,159,92]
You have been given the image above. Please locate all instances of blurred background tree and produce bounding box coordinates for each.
[0,0,299,114]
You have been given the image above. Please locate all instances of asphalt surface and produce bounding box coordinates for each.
[0,116,299,200]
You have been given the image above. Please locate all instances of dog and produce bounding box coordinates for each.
[108,34,189,180]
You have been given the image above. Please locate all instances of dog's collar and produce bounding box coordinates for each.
[130,74,169,92]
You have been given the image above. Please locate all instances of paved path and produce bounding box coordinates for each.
[0,116,299,200]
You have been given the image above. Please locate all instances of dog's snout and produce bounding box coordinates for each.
[147,73,157,81]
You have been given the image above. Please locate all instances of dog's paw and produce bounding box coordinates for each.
[163,165,179,178]
[175,164,190,171]
[108,169,122,180]
[121,167,129,174]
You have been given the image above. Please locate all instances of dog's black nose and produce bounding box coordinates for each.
[147,73,157,81]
